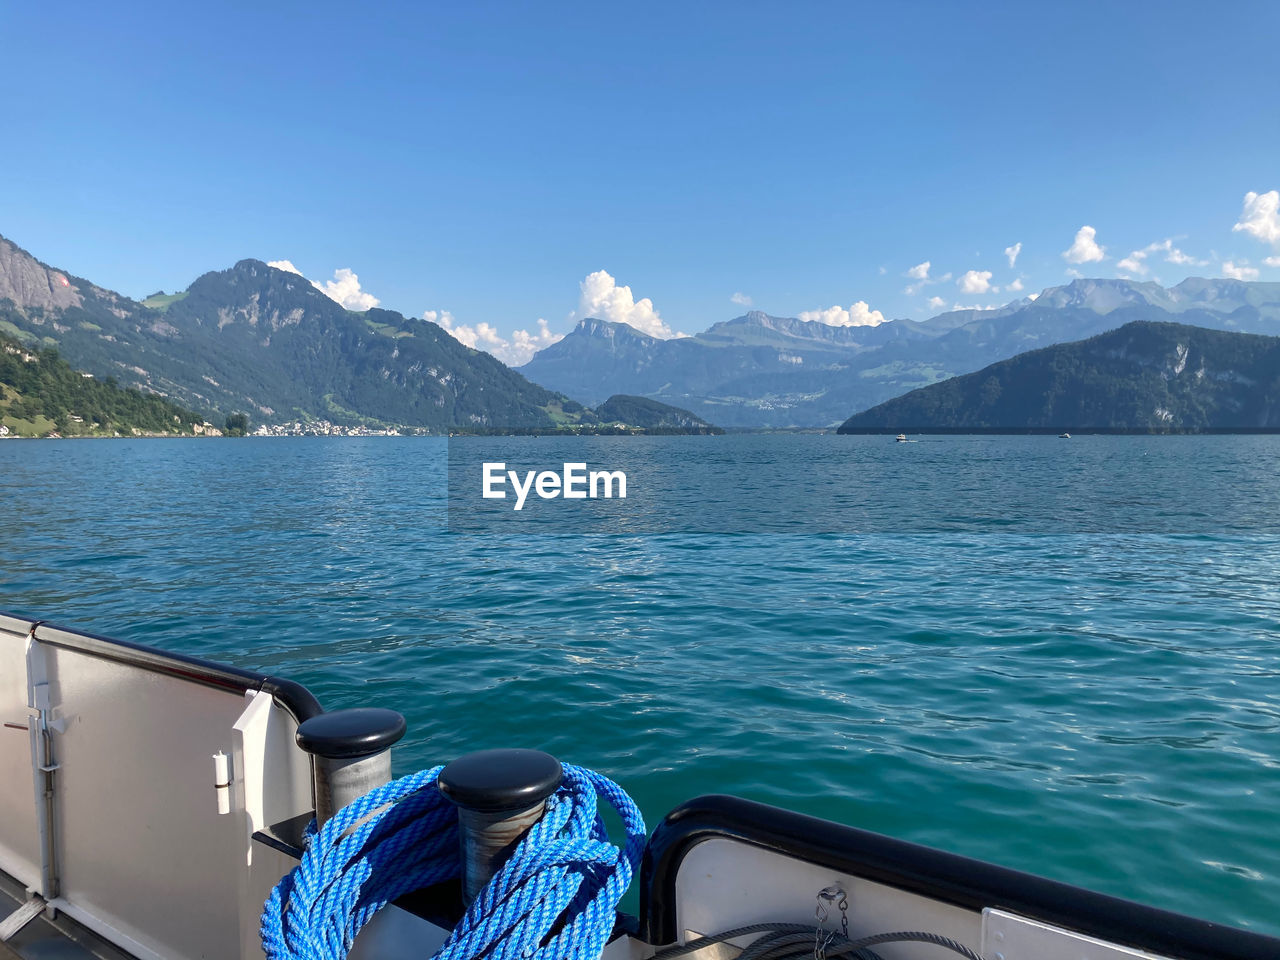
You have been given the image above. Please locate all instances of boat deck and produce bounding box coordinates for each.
[0,869,133,960]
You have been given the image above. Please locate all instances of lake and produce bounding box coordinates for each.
[1,434,1277,933]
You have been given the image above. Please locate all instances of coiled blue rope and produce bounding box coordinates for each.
[261,763,646,960]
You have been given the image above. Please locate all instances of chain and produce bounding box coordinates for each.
[814,885,849,960]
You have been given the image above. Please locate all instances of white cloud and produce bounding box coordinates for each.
[269,260,381,311]
[1233,190,1280,246]
[1065,267,1083,278]
[1118,239,1207,277]
[1165,245,1206,266]
[468,322,507,348]
[878,266,887,275]
[434,311,503,350]
[1006,277,1024,292]
[798,300,886,327]
[1062,225,1106,264]
[1027,292,1040,301]
[1116,253,1148,276]
[432,310,564,367]
[927,295,946,311]
[313,268,380,311]
[904,263,950,296]
[730,292,753,306]
[903,261,931,295]
[441,324,474,346]
[573,270,676,338]
[1264,256,1280,268]
[1004,242,1022,268]
[958,269,994,294]
[1222,261,1260,281]
[508,318,563,365]
[952,302,1001,312]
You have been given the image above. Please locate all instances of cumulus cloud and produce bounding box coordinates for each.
[958,270,995,294]
[849,301,886,325]
[1222,261,1259,281]
[1233,190,1280,246]
[1062,225,1106,264]
[431,310,563,367]
[315,268,379,311]
[927,295,946,311]
[952,302,1001,312]
[1264,256,1280,268]
[433,311,503,350]
[1004,242,1022,268]
[508,318,563,365]
[798,301,886,327]
[422,309,455,326]
[267,260,381,311]
[1006,277,1024,292]
[466,322,507,348]
[730,292,753,306]
[573,270,676,338]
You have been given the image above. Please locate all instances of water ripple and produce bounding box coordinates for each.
[1,436,1278,934]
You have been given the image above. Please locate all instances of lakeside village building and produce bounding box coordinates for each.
[252,420,403,437]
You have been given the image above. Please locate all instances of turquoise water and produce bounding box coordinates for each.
[1,435,1278,934]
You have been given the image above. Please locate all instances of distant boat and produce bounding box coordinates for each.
[1059,432,1071,439]
[895,433,907,442]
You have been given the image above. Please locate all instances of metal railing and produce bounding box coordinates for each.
[0,612,320,960]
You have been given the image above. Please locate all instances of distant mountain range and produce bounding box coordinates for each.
[518,279,1280,427]
[9,229,1280,435]
[0,234,712,433]
[838,321,1280,433]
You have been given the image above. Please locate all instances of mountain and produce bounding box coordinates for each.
[593,395,721,433]
[837,321,1280,433]
[0,232,725,434]
[152,259,587,429]
[519,281,1280,428]
[1032,276,1280,319]
[0,235,601,432]
[10,230,1280,433]
[518,311,943,427]
[1,333,206,437]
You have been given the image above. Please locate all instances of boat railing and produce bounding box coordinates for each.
[0,612,317,960]
[641,794,1278,960]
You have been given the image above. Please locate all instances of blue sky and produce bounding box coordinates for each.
[3,1,1279,363]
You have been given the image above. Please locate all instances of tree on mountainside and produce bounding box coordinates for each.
[1,334,203,436]
[224,412,249,436]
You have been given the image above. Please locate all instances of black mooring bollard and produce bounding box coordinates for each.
[296,707,407,826]
[438,748,563,904]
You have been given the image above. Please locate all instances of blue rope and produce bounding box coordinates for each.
[261,763,647,960]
